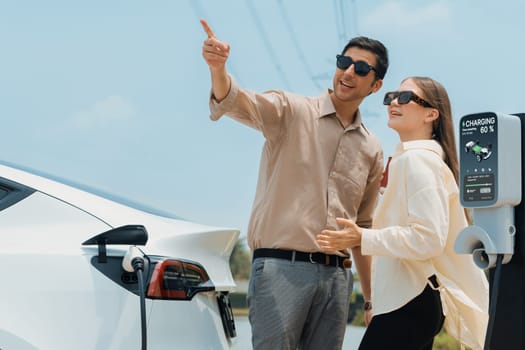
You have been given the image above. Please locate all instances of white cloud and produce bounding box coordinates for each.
[71,95,136,128]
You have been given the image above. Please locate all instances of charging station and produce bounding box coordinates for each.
[455,112,525,349]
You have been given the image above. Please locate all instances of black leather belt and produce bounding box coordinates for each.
[252,248,352,269]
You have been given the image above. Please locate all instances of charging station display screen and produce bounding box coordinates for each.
[459,112,498,206]
[463,173,494,201]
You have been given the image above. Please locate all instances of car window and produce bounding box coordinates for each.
[0,178,36,212]
[0,187,8,200]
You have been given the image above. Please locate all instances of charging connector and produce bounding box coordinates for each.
[122,246,147,350]
[123,246,145,272]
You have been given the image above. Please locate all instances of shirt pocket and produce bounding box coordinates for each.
[339,165,368,207]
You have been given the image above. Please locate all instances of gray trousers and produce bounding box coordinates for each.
[247,257,353,350]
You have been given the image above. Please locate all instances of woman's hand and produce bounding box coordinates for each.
[316,217,363,252]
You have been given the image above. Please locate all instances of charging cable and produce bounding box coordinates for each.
[484,253,503,350]
[123,246,147,350]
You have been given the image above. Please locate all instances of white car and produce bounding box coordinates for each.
[0,160,239,350]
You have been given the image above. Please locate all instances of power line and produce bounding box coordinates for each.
[339,0,348,42]
[275,0,322,91]
[245,0,292,90]
[350,0,360,36]
[333,0,360,46]
[329,1,380,118]
[322,0,362,82]
[314,0,349,84]
[333,0,345,46]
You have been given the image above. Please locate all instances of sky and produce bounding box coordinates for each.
[1,0,525,244]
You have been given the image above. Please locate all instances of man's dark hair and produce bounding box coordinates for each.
[341,37,389,80]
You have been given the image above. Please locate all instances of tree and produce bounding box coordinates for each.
[229,239,251,280]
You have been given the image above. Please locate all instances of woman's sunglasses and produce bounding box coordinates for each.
[383,91,435,108]
[336,54,377,77]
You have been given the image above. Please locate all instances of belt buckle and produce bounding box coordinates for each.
[308,253,331,266]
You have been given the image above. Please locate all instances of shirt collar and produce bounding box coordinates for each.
[319,89,366,132]
[319,89,336,116]
[394,139,444,159]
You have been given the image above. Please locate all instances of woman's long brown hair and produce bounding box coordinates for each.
[405,76,471,223]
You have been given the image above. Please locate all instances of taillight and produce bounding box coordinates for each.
[146,259,215,300]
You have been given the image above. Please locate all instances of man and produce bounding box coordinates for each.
[200,18,388,350]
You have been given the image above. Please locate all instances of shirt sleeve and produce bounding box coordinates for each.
[209,76,289,142]
[361,152,450,260]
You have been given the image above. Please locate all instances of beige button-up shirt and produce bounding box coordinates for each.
[210,77,383,253]
[361,140,489,350]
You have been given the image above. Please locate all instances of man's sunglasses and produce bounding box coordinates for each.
[336,54,377,77]
[383,91,435,108]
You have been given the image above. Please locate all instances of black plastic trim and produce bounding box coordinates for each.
[218,292,237,338]
[82,225,148,263]
[89,255,152,295]
[0,176,36,212]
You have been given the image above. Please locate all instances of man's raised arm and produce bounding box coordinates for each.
[200,18,231,102]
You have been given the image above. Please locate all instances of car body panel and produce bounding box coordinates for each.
[0,161,240,349]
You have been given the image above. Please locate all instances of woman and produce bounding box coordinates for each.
[317,77,489,350]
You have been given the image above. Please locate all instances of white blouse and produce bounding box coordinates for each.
[361,140,489,350]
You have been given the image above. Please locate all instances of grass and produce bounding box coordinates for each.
[233,308,249,317]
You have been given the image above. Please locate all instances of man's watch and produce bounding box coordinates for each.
[363,300,372,311]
